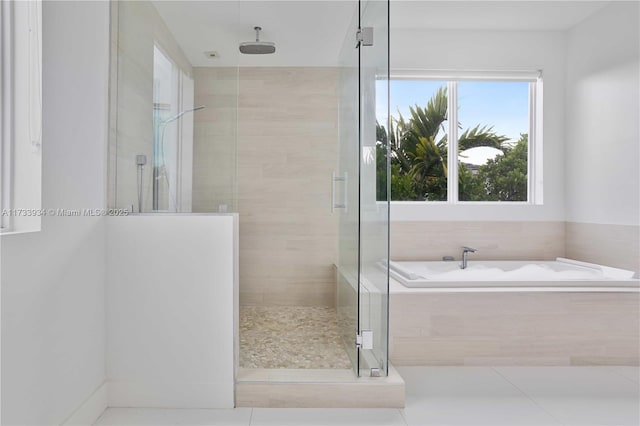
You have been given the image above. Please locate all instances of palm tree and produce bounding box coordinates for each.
[405,86,448,154]
[458,124,509,151]
[377,85,512,201]
[408,136,448,200]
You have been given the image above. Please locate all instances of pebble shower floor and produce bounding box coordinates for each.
[239,306,352,369]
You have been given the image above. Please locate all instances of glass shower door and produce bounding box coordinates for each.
[337,0,389,377]
[336,1,361,373]
[358,0,390,377]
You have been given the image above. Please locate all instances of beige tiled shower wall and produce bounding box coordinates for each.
[193,67,238,212]
[391,221,566,262]
[236,68,340,306]
[565,222,640,272]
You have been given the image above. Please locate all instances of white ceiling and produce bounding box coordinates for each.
[391,1,611,31]
[151,0,611,67]
[151,1,358,67]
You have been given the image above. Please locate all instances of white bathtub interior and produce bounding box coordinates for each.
[388,258,639,288]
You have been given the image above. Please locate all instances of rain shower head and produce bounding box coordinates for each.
[239,26,276,54]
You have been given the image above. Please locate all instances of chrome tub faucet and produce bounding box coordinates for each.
[461,246,478,269]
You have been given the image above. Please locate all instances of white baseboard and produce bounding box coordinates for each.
[62,382,108,425]
[108,381,234,409]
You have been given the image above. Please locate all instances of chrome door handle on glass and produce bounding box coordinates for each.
[331,172,348,212]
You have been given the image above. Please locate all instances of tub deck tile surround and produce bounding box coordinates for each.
[391,221,565,261]
[389,284,640,366]
[565,222,640,272]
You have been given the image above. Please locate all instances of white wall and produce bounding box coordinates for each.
[565,1,640,226]
[106,215,236,408]
[0,1,109,424]
[390,29,566,221]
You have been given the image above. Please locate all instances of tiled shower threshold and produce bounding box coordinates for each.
[238,306,405,408]
[235,366,406,408]
[237,368,356,382]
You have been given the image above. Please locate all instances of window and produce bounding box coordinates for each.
[152,45,180,212]
[377,70,542,204]
[150,44,195,213]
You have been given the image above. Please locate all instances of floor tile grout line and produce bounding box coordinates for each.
[92,406,110,425]
[490,367,565,426]
[602,366,640,386]
[397,407,409,426]
[246,407,408,426]
[248,407,254,426]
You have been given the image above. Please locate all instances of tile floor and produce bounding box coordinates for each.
[94,366,639,426]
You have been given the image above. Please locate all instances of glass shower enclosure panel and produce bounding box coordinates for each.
[336,1,361,372]
[110,1,238,214]
[336,0,389,377]
[359,0,390,377]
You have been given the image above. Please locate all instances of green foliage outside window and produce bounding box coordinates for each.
[376,86,528,202]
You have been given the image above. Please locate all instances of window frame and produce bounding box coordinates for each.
[1,0,42,234]
[1,0,14,231]
[389,69,543,205]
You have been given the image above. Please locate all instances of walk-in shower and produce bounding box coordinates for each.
[109,0,390,382]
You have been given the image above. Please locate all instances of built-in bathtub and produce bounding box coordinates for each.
[389,258,639,289]
[388,258,640,366]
